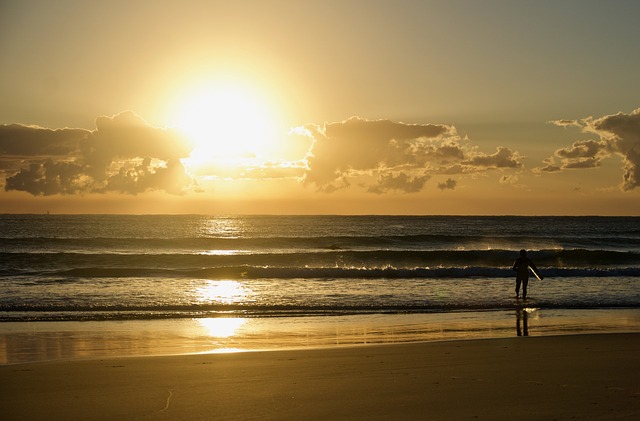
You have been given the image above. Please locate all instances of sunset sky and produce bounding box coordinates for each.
[1,0,639,215]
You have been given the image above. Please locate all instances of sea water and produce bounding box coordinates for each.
[1,215,639,362]
[1,214,639,320]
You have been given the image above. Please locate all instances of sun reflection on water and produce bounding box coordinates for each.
[197,317,247,338]
[196,280,250,304]
[197,249,245,256]
[200,216,245,238]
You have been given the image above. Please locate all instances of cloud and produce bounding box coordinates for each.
[1,113,532,196]
[462,147,522,169]
[499,174,519,184]
[588,108,640,190]
[2,112,193,195]
[555,139,609,159]
[5,160,89,195]
[298,116,523,193]
[437,178,457,190]
[301,117,453,190]
[368,172,431,194]
[540,108,640,190]
[0,124,88,157]
[542,139,610,171]
[562,157,602,169]
[208,160,308,180]
[549,119,582,128]
[535,157,562,173]
[91,112,191,162]
[102,157,190,195]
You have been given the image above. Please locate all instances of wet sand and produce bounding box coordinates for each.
[3,308,640,365]
[1,333,639,420]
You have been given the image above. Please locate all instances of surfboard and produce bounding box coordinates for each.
[529,266,542,281]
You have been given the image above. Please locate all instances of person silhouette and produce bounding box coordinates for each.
[516,308,529,336]
[512,249,541,299]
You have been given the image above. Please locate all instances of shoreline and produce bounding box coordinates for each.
[2,307,640,365]
[1,333,639,420]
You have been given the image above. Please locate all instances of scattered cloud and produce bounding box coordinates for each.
[540,108,640,190]
[437,178,457,190]
[535,157,562,173]
[462,146,522,169]
[368,172,431,194]
[500,174,519,184]
[555,139,608,160]
[549,119,582,128]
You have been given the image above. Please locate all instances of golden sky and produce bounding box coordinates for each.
[1,0,639,215]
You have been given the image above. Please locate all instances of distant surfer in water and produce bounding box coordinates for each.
[512,249,542,299]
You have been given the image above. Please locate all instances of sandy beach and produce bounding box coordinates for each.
[1,333,639,420]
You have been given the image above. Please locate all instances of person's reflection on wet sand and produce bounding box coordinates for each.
[516,309,529,336]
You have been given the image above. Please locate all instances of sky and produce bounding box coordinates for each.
[1,0,639,215]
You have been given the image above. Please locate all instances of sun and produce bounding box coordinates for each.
[171,82,280,168]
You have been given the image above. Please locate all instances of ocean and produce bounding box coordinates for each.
[1,214,639,322]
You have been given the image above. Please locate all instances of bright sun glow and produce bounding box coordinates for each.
[198,317,246,338]
[172,83,280,168]
[196,280,249,304]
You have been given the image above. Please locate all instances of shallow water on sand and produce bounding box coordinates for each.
[2,308,640,365]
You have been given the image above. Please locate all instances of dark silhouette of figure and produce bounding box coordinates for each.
[512,249,541,299]
[516,309,529,336]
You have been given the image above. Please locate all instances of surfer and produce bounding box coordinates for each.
[512,249,542,299]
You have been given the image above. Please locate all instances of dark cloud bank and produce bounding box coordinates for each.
[0,112,191,195]
[299,116,522,193]
[2,108,638,197]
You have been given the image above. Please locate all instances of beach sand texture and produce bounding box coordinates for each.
[1,333,639,420]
